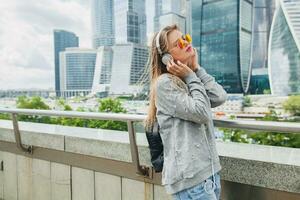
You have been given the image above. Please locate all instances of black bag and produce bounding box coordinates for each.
[145,121,164,172]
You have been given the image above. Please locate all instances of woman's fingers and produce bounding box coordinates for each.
[166,60,177,74]
[167,60,191,78]
[176,60,188,69]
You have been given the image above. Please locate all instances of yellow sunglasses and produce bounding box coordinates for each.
[177,34,192,49]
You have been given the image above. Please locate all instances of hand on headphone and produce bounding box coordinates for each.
[166,59,193,80]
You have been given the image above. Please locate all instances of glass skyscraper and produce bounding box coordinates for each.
[251,0,275,69]
[248,68,270,94]
[59,48,97,97]
[91,0,115,48]
[191,0,253,94]
[268,0,300,96]
[248,0,275,94]
[53,30,79,96]
[114,0,147,44]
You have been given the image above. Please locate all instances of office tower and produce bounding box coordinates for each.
[59,48,97,97]
[91,46,113,95]
[154,0,188,33]
[91,0,115,48]
[283,0,300,44]
[109,44,149,95]
[251,0,276,69]
[248,0,275,94]
[53,30,79,96]
[191,0,253,94]
[248,68,271,94]
[114,0,147,44]
[268,0,300,95]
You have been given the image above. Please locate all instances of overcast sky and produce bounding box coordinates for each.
[0,0,154,90]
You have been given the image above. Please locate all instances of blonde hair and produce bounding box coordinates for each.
[143,24,188,131]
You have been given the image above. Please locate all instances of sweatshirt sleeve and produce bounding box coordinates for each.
[155,73,212,124]
[194,65,227,108]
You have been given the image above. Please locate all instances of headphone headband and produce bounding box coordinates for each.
[155,28,163,55]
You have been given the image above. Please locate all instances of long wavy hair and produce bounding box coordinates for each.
[143,24,187,131]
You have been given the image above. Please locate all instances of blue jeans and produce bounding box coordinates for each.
[172,172,221,200]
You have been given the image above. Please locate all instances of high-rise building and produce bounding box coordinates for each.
[59,48,97,97]
[154,0,188,33]
[109,44,149,95]
[248,0,275,94]
[268,0,300,96]
[248,68,271,94]
[91,0,115,48]
[114,0,147,44]
[191,0,253,94]
[283,0,300,45]
[53,30,79,96]
[91,46,113,95]
[251,0,276,69]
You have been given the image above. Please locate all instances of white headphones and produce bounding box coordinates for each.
[155,28,174,65]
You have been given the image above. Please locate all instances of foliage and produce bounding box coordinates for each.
[116,95,134,101]
[52,98,128,131]
[95,98,128,131]
[98,98,127,113]
[283,95,300,116]
[16,96,53,124]
[259,109,279,121]
[223,109,300,148]
[263,89,271,94]
[17,96,50,110]
[0,113,10,120]
[242,96,252,107]
[0,96,128,131]
[56,98,73,111]
[220,128,300,148]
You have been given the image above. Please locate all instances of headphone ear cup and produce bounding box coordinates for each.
[162,53,173,66]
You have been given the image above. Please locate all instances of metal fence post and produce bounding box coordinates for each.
[11,113,33,154]
[127,120,151,178]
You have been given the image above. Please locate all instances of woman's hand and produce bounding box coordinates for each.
[190,48,199,72]
[166,59,193,79]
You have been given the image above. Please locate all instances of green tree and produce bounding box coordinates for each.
[98,98,127,113]
[88,98,128,131]
[17,96,50,110]
[56,98,73,111]
[16,96,53,123]
[283,95,300,116]
[242,96,252,107]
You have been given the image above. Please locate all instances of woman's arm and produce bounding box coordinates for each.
[194,65,227,108]
[155,72,212,124]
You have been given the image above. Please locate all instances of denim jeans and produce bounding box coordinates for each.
[172,172,221,200]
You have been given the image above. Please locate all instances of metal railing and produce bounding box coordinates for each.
[0,108,300,179]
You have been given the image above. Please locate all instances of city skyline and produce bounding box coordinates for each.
[0,0,154,90]
[1,0,299,96]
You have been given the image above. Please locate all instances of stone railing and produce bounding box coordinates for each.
[0,108,299,200]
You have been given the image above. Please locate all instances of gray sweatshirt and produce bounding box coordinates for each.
[155,66,227,194]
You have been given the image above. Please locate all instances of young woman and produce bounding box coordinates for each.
[144,24,227,200]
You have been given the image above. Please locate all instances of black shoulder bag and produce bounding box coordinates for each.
[145,121,164,172]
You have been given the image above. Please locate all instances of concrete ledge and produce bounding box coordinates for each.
[0,119,299,195]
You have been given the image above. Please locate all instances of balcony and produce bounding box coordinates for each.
[0,108,299,200]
